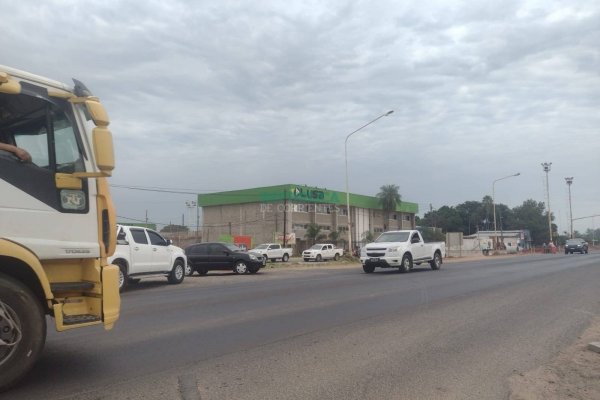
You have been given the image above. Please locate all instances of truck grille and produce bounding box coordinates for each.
[367,252,385,257]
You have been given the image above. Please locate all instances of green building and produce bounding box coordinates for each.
[198,184,418,252]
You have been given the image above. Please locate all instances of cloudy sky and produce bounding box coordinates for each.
[3,0,599,233]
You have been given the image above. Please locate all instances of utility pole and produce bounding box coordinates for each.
[541,162,553,244]
[565,177,574,239]
[283,190,288,247]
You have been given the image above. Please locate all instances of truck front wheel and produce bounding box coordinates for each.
[0,273,46,391]
[168,260,185,284]
[363,264,375,273]
[282,254,289,262]
[399,254,413,273]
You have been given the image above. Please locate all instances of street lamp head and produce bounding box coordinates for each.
[541,162,552,172]
[514,172,520,176]
[565,177,574,185]
[385,110,394,116]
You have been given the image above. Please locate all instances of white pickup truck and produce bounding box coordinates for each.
[302,244,344,262]
[360,230,445,273]
[109,225,187,291]
[250,243,293,262]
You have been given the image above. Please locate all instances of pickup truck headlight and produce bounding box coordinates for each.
[388,247,400,253]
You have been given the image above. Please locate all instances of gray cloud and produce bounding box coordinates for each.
[2,0,598,232]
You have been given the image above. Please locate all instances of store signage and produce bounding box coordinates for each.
[293,186,325,200]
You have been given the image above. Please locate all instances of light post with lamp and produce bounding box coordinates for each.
[541,162,553,244]
[565,177,574,239]
[345,110,394,255]
[492,172,520,250]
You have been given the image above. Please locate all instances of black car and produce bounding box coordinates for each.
[564,238,589,254]
[185,242,265,275]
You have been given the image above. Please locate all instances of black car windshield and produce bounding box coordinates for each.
[566,239,584,245]
[225,244,241,252]
[375,232,410,243]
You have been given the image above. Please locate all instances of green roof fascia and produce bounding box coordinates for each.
[198,184,418,213]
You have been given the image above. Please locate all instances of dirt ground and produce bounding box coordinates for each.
[508,317,600,400]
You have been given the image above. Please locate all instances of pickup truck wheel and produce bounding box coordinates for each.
[168,260,185,284]
[333,253,339,261]
[233,261,248,274]
[430,252,442,270]
[399,254,412,273]
[282,253,289,262]
[0,273,46,391]
[184,263,193,276]
[316,254,323,262]
[363,264,375,273]
[115,260,128,292]
[262,255,268,263]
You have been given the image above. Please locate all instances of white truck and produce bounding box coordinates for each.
[250,243,293,262]
[302,244,343,262]
[360,230,445,273]
[109,225,187,291]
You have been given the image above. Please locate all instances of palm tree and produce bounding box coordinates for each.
[305,223,326,245]
[377,184,401,230]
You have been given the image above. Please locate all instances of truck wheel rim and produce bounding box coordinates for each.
[175,265,184,280]
[118,269,125,288]
[0,301,21,366]
[185,264,192,275]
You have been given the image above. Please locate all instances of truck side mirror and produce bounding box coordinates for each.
[166,239,172,246]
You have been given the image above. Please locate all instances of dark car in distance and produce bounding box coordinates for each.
[564,238,589,254]
[185,242,265,275]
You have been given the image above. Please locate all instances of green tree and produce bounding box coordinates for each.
[160,224,188,233]
[305,223,325,245]
[512,199,550,245]
[376,184,401,230]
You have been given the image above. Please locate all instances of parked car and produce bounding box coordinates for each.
[250,243,293,262]
[109,225,187,291]
[565,238,589,254]
[185,242,265,275]
[302,244,343,262]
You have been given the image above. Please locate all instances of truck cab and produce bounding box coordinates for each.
[0,65,119,390]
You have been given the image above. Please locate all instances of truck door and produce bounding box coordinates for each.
[410,232,426,261]
[146,229,171,272]
[271,244,281,259]
[0,90,100,260]
[128,228,153,271]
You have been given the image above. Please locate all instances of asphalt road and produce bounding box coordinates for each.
[6,253,600,400]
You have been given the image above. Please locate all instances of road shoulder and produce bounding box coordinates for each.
[509,317,600,399]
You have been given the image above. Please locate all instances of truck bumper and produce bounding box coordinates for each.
[360,256,401,268]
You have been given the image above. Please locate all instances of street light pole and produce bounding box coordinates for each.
[492,172,520,250]
[345,110,394,254]
[541,162,553,244]
[565,177,574,239]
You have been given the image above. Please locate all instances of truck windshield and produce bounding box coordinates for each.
[375,232,410,243]
[254,244,268,249]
